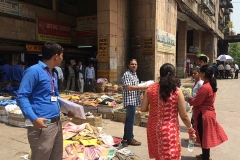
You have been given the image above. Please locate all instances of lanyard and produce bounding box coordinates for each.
[44,69,55,96]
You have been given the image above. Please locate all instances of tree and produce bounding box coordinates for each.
[229,43,240,65]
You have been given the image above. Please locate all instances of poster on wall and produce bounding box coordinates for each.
[0,0,19,16]
[98,37,108,62]
[157,29,176,54]
[37,18,71,44]
[77,16,97,36]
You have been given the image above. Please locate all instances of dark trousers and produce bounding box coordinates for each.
[225,70,230,79]
[235,70,239,78]
[123,105,136,141]
[197,112,210,160]
[219,70,224,79]
[86,78,96,92]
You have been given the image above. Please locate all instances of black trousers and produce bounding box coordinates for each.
[235,70,239,78]
[219,70,224,79]
[197,112,210,160]
[225,70,230,79]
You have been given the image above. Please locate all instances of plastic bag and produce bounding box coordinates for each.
[100,133,115,145]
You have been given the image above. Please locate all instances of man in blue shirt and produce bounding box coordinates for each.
[9,61,25,88]
[0,62,11,82]
[17,42,73,160]
[85,63,96,92]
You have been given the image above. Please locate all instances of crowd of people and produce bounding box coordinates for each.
[7,41,227,160]
[121,56,228,160]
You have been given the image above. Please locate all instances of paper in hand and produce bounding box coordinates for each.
[58,97,86,119]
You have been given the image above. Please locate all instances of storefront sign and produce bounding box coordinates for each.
[19,3,35,19]
[0,0,19,16]
[143,37,153,54]
[77,16,97,36]
[189,46,199,54]
[37,18,71,44]
[98,37,108,62]
[0,0,35,19]
[157,29,176,54]
[97,70,109,79]
[26,44,42,52]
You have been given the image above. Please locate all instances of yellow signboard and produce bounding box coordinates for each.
[38,34,71,44]
[26,44,42,52]
[98,37,108,62]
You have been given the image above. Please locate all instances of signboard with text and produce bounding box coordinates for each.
[26,44,42,52]
[37,18,71,44]
[77,16,97,36]
[98,37,108,62]
[0,0,35,19]
[143,37,153,54]
[157,29,176,54]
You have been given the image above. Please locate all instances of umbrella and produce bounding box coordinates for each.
[196,53,209,62]
[216,55,234,62]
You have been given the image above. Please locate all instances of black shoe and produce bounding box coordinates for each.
[121,140,129,147]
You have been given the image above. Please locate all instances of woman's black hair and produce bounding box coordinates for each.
[200,65,217,92]
[159,63,176,102]
[192,67,200,73]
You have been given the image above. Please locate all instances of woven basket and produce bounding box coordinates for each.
[71,113,102,127]
[113,110,141,125]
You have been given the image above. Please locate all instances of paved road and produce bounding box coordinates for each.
[0,78,239,160]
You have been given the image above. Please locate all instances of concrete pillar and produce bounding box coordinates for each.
[52,0,57,11]
[97,0,129,83]
[176,21,187,78]
[202,32,215,63]
[193,30,202,53]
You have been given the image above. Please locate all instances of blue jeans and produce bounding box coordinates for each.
[123,105,136,141]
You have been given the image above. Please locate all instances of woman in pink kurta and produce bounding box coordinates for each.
[141,63,196,160]
[186,65,228,160]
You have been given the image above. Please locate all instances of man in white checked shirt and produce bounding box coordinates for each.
[121,59,147,146]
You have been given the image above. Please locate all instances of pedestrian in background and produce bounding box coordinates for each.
[217,63,224,79]
[186,65,228,160]
[141,63,196,160]
[225,63,231,79]
[0,62,11,83]
[76,61,85,92]
[198,56,208,67]
[65,64,75,91]
[54,66,64,90]
[121,59,147,146]
[9,60,25,89]
[234,63,239,79]
[17,42,74,160]
[85,63,96,92]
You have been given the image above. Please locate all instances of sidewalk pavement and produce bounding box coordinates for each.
[0,78,239,160]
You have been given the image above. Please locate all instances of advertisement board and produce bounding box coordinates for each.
[0,0,35,19]
[157,29,176,54]
[26,44,42,52]
[98,37,108,62]
[77,16,97,36]
[37,18,71,44]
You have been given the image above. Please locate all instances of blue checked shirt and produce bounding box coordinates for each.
[122,69,141,107]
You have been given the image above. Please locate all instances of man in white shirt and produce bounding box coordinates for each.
[54,66,64,91]
[235,63,239,79]
[225,63,231,79]
[218,63,224,79]
[85,63,96,92]
[76,61,85,92]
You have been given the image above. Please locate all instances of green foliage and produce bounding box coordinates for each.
[229,43,240,65]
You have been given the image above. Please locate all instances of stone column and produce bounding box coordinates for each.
[202,32,214,63]
[193,30,202,53]
[97,0,130,83]
[176,21,187,78]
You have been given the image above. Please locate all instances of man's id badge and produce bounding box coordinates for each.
[51,96,57,102]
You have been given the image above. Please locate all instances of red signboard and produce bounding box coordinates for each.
[38,18,71,37]
[37,18,71,44]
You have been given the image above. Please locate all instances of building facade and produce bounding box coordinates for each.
[0,0,233,83]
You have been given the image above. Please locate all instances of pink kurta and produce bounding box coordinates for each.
[189,81,228,148]
[147,83,181,160]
